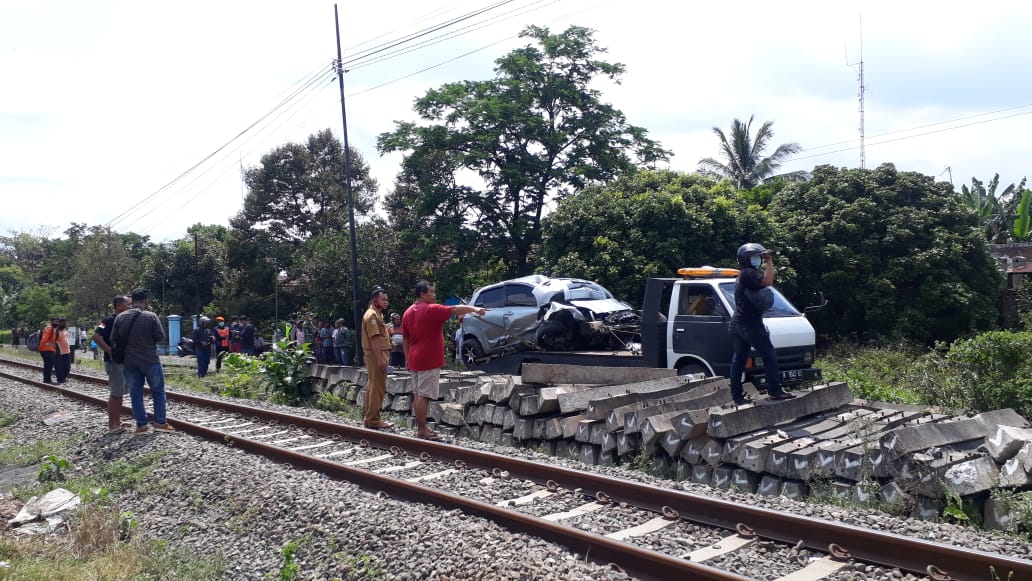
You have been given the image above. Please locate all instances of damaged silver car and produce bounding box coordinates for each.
[460,275,640,363]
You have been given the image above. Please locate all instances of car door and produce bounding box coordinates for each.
[670,282,731,376]
[504,283,540,344]
[470,285,507,351]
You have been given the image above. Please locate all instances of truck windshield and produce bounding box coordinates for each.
[718,283,802,317]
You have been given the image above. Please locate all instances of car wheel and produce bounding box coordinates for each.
[677,362,707,378]
[461,338,484,368]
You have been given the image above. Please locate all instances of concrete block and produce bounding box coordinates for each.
[738,433,790,473]
[1022,441,1032,472]
[669,408,713,440]
[522,363,675,386]
[558,376,685,414]
[732,469,761,493]
[720,429,773,464]
[785,444,822,481]
[756,475,781,496]
[601,429,619,453]
[984,494,1032,532]
[835,444,873,482]
[879,481,910,508]
[679,436,710,465]
[690,464,713,485]
[927,456,1000,497]
[999,455,1032,488]
[914,496,940,520]
[659,430,687,457]
[480,403,497,425]
[852,480,879,505]
[986,425,1032,462]
[581,443,601,465]
[701,438,725,467]
[831,481,853,501]
[385,375,412,395]
[881,408,1030,461]
[575,419,600,443]
[766,437,816,478]
[711,465,733,489]
[706,382,854,438]
[616,431,641,458]
[534,419,549,440]
[781,480,808,500]
[812,440,858,477]
[500,432,515,448]
[599,451,617,467]
[651,454,673,476]
[390,394,411,412]
[560,415,587,439]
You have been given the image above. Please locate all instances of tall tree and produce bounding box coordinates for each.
[378,25,670,277]
[698,116,803,189]
[771,164,1001,344]
[69,226,136,322]
[233,129,378,245]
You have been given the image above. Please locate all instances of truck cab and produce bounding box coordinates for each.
[640,267,821,386]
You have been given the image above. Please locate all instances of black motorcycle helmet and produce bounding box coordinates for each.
[736,243,767,268]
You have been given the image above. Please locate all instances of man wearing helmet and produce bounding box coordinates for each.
[193,316,215,377]
[730,243,796,405]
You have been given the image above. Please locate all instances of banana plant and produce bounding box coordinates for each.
[1014,189,1032,241]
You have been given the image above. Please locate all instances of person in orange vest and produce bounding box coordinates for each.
[38,317,60,384]
[213,316,230,372]
[55,318,71,384]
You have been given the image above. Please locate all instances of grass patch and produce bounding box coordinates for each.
[0,439,73,468]
[0,411,18,429]
[817,341,924,404]
[0,534,226,580]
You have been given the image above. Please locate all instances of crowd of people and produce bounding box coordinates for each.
[284,313,356,367]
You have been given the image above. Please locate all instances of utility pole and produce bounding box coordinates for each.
[847,15,866,169]
[193,230,200,316]
[334,4,363,362]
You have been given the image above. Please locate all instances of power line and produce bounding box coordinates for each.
[339,0,518,66]
[107,62,334,231]
[345,0,555,72]
[789,109,1032,163]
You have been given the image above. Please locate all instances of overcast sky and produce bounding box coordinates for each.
[3,0,1031,241]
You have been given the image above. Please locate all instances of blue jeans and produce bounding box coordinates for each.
[123,363,168,427]
[729,320,782,399]
[336,347,351,366]
[196,347,211,377]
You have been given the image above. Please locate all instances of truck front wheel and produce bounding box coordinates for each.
[676,362,708,377]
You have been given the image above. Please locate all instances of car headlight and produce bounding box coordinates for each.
[803,351,813,364]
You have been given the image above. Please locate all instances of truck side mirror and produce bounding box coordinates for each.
[804,292,829,313]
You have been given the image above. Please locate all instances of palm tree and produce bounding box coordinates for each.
[698,116,803,189]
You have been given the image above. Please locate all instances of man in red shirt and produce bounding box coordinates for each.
[402,281,487,440]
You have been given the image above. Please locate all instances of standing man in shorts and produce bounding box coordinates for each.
[92,295,130,433]
[402,281,487,440]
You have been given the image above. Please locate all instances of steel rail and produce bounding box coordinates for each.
[5,359,1032,581]
[0,367,744,581]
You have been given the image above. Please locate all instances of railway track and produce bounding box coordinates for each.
[2,356,1030,581]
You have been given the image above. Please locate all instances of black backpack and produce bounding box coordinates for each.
[26,330,42,352]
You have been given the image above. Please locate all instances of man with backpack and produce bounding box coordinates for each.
[110,288,175,434]
[93,295,130,433]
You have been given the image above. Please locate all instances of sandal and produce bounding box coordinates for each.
[365,422,395,430]
[106,426,126,435]
[152,422,177,433]
[418,432,443,441]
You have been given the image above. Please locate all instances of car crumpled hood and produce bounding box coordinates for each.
[568,298,633,314]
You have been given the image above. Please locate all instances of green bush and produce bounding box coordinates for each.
[817,342,923,404]
[932,331,1032,418]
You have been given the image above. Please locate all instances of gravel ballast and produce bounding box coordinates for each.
[2,362,1030,580]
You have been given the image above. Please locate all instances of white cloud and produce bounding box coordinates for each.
[2,0,1031,241]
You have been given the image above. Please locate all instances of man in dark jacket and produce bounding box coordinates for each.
[93,295,130,432]
[729,243,796,405]
[192,317,215,377]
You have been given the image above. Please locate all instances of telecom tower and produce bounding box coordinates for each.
[847,16,866,169]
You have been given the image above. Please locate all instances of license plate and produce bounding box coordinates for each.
[784,370,802,379]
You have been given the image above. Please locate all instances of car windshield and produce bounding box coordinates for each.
[718,282,801,317]
[559,281,612,301]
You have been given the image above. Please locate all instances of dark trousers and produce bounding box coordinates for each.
[214,346,226,371]
[196,347,211,377]
[322,345,336,364]
[390,351,405,368]
[56,353,71,383]
[40,351,55,383]
[729,320,782,399]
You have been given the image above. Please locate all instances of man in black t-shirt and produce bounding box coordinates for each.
[92,295,130,433]
[729,243,796,405]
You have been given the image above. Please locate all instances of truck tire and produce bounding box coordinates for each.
[461,338,484,368]
[676,362,708,377]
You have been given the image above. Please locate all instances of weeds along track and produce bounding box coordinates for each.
[2,356,1030,581]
